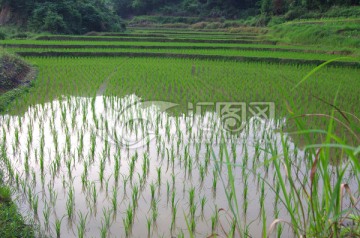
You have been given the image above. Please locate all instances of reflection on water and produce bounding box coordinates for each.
[0,95,356,237]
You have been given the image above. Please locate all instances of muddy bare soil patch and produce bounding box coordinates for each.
[0,54,35,90]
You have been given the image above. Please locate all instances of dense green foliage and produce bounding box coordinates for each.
[111,0,359,19]
[112,0,359,18]
[1,0,358,33]
[0,0,125,34]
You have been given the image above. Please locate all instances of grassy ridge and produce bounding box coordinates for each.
[2,44,352,56]
[9,47,358,61]
[36,35,276,44]
[95,33,262,39]
[15,51,360,67]
[3,39,352,51]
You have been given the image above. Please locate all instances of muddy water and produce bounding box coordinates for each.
[0,95,354,238]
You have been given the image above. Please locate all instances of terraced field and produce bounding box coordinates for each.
[0,28,359,238]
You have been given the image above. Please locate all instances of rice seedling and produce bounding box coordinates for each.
[211,208,219,234]
[151,199,159,223]
[171,202,178,231]
[212,169,217,192]
[150,182,156,201]
[32,194,38,215]
[99,158,105,184]
[102,207,112,229]
[156,167,161,186]
[92,183,97,205]
[200,196,207,216]
[132,184,139,209]
[42,202,50,229]
[55,217,64,238]
[189,187,195,208]
[147,216,152,237]
[77,212,88,238]
[100,222,107,238]
[66,188,75,220]
[112,186,118,212]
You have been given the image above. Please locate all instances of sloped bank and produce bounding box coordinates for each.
[0,52,36,112]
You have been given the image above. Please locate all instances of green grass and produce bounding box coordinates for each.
[0,201,35,238]
[0,175,34,238]
[210,60,360,236]
[270,21,360,49]
[212,104,360,237]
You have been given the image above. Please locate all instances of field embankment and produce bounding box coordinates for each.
[0,52,36,111]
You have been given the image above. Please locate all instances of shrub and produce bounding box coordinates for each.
[205,22,225,29]
[267,16,285,26]
[11,33,28,39]
[43,12,68,34]
[0,31,6,40]
[255,15,271,26]
[161,23,189,28]
[324,6,360,18]
[0,186,11,203]
[284,7,307,20]
[191,22,207,29]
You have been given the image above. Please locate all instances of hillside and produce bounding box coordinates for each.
[0,0,359,34]
[0,0,125,34]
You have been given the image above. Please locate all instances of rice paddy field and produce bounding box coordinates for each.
[0,28,359,237]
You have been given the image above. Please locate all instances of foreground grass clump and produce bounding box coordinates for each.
[0,182,34,238]
[214,120,360,237]
[213,67,360,237]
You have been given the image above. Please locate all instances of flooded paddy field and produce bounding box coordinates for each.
[0,29,359,237]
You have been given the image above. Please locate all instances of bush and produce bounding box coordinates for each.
[17,0,124,34]
[43,12,68,33]
[0,31,6,40]
[205,22,225,29]
[302,11,322,19]
[161,23,189,28]
[11,33,28,39]
[255,15,271,26]
[284,7,307,20]
[191,22,207,29]
[0,186,11,203]
[324,6,360,18]
[267,16,285,26]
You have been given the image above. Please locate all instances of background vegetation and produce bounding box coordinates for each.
[0,1,359,34]
[0,0,125,34]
